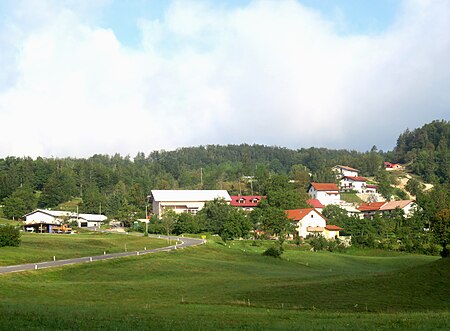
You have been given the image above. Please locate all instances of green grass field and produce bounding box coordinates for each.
[0,238,449,330]
[0,232,170,266]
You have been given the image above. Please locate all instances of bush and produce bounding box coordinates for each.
[262,246,283,258]
[309,236,328,251]
[0,225,21,247]
[309,236,347,252]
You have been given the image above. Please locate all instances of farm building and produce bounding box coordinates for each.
[149,190,231,217]
[23,209,107,232]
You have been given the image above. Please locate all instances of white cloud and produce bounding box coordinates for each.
[0,0,449,157]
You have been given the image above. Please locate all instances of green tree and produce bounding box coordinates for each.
[38,168,77,207]
[2,185,36,219]
[0,225,21,247]
[173,212,201,235]
[2,196,26,220]
[405,178,424,197]
[250,200,292,238]
[431,209,450,257]
[161,209,177,236]
[80,184,106,214]
[197,199,252,240]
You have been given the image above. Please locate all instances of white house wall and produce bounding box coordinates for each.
[296,211,327,238]
[309,188,340,206]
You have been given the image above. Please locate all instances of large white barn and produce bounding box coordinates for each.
[150,190,231,217]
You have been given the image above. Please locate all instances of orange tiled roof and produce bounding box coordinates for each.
[325,225,343,231]
[343,176,368,182]
[307,199,325,209]
[380,200,413,211]
[358,202,386,212]
[285,208,315,221]
[310,182,339,191]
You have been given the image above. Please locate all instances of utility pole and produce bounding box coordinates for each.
[200,168,203,187]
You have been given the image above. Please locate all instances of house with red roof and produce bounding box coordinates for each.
[340,176,377,194]
[306,199,325,212]
[229,195,265,211]
[308,182,340,206]
[384,162,403,171]
[285,208,343,239]
[358,200,416,218]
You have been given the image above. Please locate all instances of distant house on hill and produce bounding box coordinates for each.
[358,200,416,218]
[340,176,378,194]
[23,209,107,232]
[332,165,359,178]
[384,162,403,171]
[308,183,340,206]
[285,208,342,239]
[149,190,231,217]
[230,195,265,211]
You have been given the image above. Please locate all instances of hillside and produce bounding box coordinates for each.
[0,240,448,330]
[0,120,448,221]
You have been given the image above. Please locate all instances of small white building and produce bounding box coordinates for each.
[23,209,107,231]
[308,183,340,206]
[333,165,359,178]
[150,190,232,218]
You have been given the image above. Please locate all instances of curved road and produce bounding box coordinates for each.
[0,235,204,275]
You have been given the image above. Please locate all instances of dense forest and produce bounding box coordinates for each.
[0,120,448,224]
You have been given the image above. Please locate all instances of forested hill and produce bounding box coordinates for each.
[149,144,383,178]
[0,120,448,220]
[392,120,450,183]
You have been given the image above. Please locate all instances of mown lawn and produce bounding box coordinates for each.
[0,232,170,266]
[0,238,448,330]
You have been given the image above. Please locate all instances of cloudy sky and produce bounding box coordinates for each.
[0,0,449,158]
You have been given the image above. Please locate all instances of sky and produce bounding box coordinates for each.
[0,0,449,158]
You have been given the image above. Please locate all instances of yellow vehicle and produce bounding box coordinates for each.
[51,224,73,234]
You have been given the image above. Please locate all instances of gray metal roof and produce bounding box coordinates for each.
[151,190,231,202]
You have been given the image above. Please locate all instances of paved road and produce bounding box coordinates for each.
[0,235,204,275]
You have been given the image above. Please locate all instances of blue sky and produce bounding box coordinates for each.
[99,0,400,47]
[0,0,449,157]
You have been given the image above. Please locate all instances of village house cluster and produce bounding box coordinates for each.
[22,164,414,240]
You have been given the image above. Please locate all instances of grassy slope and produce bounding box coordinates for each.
[0,217,21,226]
[0,232,170,266]
[340,192,363,204]
[0,240,448,330]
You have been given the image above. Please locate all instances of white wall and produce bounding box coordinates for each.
[25,211,60,225]
[309,187,340,205]
[296,210,327,238]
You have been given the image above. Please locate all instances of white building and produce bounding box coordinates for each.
[286,208,342,239]
[150,190,232,217]
[308,183,340,206]
[23,209,107,231]
[332,165,359,178]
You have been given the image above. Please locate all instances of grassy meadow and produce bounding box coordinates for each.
[0,237,449,330]
[0,231,170,266]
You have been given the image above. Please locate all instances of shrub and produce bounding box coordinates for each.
[262,246,283,258]
[0,225,21,247]
[309,236,327,251]
[309,236,347,252]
